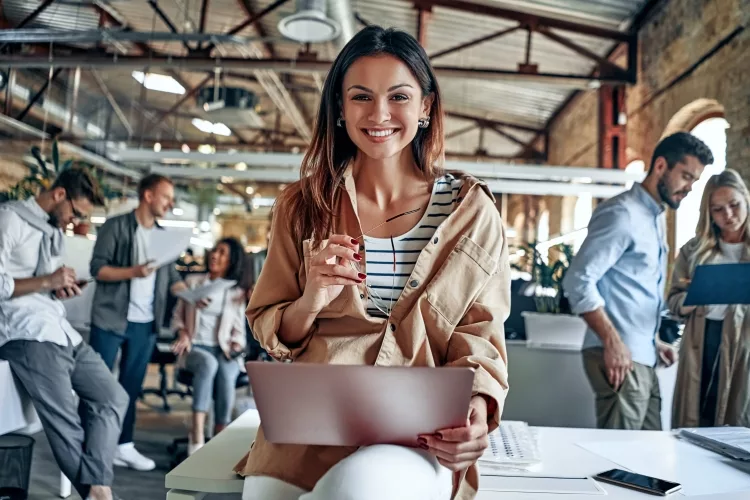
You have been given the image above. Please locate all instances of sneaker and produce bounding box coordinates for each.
[188,440,204,456]
[113,442,156,471]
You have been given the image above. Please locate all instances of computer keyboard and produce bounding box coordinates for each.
[479,420,542,472]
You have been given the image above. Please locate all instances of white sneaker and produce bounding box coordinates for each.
[113,442,156,471]
[188,440,204,456]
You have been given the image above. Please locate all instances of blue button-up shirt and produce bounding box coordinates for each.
[562,183,668,367]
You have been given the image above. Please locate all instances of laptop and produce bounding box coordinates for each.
[246,361,475,447]
[679,427,750,461]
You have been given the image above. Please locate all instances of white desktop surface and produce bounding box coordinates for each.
[166,409,748,499]
[0,359,41,436]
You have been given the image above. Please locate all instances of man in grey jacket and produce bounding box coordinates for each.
[89,174,189,471]
[0,169,128,500]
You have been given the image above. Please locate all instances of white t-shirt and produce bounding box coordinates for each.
[705,240,745,321]
[127,225,157,323]
[192,280,226,347]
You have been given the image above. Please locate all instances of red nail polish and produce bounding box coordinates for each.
[418,437,427,446]
[354,253,362,261]
[419,443,429,450]
[434,432,444,439]
[358,273,367,280]
[351,238,358,245]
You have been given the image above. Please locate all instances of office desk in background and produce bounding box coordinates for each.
[503,341,678,429]
[166,409,749,499]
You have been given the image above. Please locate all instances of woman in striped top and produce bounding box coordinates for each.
[240,25,510,500]
[365,173,462,318]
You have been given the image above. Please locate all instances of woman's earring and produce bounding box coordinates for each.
[336,118,345,127]
[418,118,430,129]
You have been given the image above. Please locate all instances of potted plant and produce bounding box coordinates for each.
[1,141,120,236]
[512,242,587,349]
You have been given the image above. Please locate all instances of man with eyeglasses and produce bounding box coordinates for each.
[88,173,191,471]
[0,169,128,500]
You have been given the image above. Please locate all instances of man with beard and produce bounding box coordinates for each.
[563,132,713,430]
[0,169,128,500]
[89,174,191,471]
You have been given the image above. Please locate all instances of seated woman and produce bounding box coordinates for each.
[668,169,750,428]
[171,237,248,454]
[234,26,510,500]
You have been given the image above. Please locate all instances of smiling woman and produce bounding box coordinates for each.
[236,25,511,500]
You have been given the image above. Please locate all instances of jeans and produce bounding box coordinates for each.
[89,321,156,444]
[0,340,128,499]
[186,345,241,425]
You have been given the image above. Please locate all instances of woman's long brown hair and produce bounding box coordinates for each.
[277,26,445,246]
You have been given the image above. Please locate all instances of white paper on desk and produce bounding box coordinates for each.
[148,229,193,268]
[480,475,605,495]
[577,436,750,496]
[175,279,237,305]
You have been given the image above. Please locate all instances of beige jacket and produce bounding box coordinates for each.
[233,169,511,500]
[171,273,247,362]
[667,237,750,428]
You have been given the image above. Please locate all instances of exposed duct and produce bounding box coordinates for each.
[327,0,356,50]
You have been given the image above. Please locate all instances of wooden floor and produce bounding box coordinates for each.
[27,365,249,500]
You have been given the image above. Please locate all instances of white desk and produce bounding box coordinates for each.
[166,409,749,499]
[0,360,41,436]
[503,341,678,429]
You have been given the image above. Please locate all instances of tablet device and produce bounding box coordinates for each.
[246,362,475,447]
[683,262,750,306]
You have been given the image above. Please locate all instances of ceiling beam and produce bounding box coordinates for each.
[417,6,431,47]
[430,24,521,60]
[445,124,477,140]
[17,68,64,121]
[413,0,631,41]
[445,111,543,134]
[147,0,192,53]
[0,0,55,51]
[199,0,211,34]
[535,26,628,79]
[490,126,544,159]
[204,0,289,54]
[91,69,134,136]
[0,55,631,87]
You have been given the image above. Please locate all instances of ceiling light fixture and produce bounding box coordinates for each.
[153,142,162,152]
[191,118,232,137]
[131,71,186,95]
[278,0,341,43]
[181,144,191,153]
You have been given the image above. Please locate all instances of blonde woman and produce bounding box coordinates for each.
[668,169,750,428]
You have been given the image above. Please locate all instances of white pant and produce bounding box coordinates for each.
[242,444,453,500]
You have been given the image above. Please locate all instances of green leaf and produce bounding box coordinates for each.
[61,159,74,172]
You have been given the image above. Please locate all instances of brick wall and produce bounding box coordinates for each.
[549,0,750,179]
[547,0,750,247]
[627,0,750,180]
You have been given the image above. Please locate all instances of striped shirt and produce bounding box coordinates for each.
[364,173,462,318]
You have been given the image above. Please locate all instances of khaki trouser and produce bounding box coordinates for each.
[582,347,662,430]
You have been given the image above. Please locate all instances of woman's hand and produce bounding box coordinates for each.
[418,395,490,472]
[171,331,192,355]
[299,234,363,314]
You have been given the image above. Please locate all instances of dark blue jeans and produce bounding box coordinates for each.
[89,321,156,444]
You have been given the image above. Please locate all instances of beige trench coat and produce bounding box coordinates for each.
[233,168,511,500]
[667,237,750,428]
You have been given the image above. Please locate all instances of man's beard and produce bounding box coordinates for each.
[47,203,65,229]
[657,178,682,209]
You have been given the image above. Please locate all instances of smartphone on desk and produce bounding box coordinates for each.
[593,469,682,496]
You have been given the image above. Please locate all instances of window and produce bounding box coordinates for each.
[674,117,729,251]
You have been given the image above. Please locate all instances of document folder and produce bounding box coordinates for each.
[683,262,750,306]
